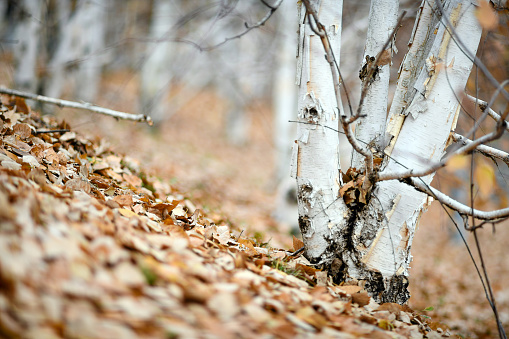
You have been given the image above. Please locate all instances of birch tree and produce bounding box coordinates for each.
[293,0,508,305]
[140,0,179,125]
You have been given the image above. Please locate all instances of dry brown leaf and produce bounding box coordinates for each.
[13,123,32,139]
[65,178,91,193]
[352,291,371,307]
[335,285,362,295]
[292,235,304,251]
[377,49,392,66]
[476,0,498,30]
[113,194,133,207]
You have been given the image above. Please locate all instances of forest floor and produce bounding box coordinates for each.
[0,70,508,338]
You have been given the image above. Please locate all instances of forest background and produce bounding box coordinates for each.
[1,0,509,337]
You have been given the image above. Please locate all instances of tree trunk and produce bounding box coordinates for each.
[13,0,42,93]
[42,0,105,103]
[351,0,398,169]
[140,0,178,125]
[293,0,350,266]
[295,0,482,304]
[273,0,298,183]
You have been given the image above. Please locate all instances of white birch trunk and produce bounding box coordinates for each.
[273,0,297,182]
[272,0,299,232]
[74,0,106,102]
[13,0,42,93]
[43,0,105,103]
[347,0,481,303]
[351,0,398,169]
[140,0,178,125]
[295,0,482,303]
[293,0,349,265]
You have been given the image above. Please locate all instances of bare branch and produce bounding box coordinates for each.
[183,0,283,52]
[0,87,152,125]
[378,125,506,182]
[464,80,509,138]
[402,177,509,220]
[466,94,509,133]
[451,133,509,166]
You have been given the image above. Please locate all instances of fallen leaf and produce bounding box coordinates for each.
[476,0,498,30]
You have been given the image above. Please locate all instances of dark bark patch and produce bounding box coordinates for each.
[359,55,380,85]
[297,183,313,207]
[303,107,320,123]
[365,271,410,305]
[298,215,311,235]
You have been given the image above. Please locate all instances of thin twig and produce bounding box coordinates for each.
[451,133,509,166]
[0,88,152,125]
[378,124,506,182]
[465,94,509,132]
[180,0,283,52]
[401,176,509,220]
[464,80,509,139]
[34,129,70,134]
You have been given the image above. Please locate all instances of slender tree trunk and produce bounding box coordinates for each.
[13,0,42,93]
[43,0,105,103]
[74,0,106,102]
[140,0,178,125]
[292,0,349,266]
[273,0,297,183]
[295,0,482,303]
[351,0,398,169]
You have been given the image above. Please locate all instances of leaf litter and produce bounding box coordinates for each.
[0,95,455,338]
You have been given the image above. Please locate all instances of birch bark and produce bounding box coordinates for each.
[295,0,482,303]
[13,0,42,93]
[293,0,349,266]
[43,0,106,103]
[140,0,178,125]
[351,0,398,169]
[347,0,482,303]
[273,0,298,183]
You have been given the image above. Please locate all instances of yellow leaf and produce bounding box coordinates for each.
[447,154,469,171]
[474,159,495,198]
[476,0,498,31]
[119,208,137,218]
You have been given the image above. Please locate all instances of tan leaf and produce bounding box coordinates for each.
[476,0,498,30]
[475,158,496,198]
[118,208,137,218]
[377,49,392,66]
[113,194,133,207]
[335,285,362,294]
[238,239,258,256]
[447,154,469,171]
[13,123,32,139]
[123,173,142,187]
[292,235,304,251]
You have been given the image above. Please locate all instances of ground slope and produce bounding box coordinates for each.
[0,96,459,338]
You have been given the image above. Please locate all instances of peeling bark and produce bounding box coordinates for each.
[345,0,481,303]
[296,0,482,304]
[294,0,349,266]
[351,0,398,169]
